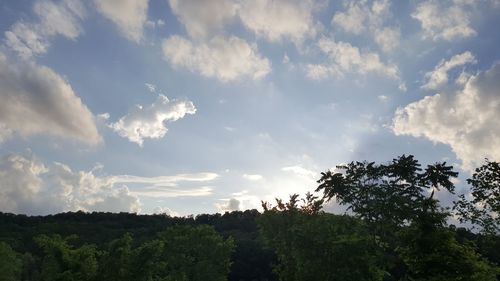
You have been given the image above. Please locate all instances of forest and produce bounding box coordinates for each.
[0,155,499,281]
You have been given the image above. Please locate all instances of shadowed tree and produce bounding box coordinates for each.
[0,242,22,281]
[259,193,385,281]
[454,159,500,235]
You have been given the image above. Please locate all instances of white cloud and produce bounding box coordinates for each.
[0,153,220,215]
[242,174,263,181]
[282,165,317,179]
[374,27,401,53]
[238,0,317,42]
[162,35,271,81]
[422,51,476,90]
[393,62,500,170]
[0,154,139,215]
[306,37,400,82]
[145,83,156,93]
[94,0,148,42]
[305,64,341,80]
[378,95,389,101]
[332,0,400,52]
[168,0,237,39]
[152,206,179,216]
[215,198,241,212]
[332,2,367,34]
[132,186,213,198]
[109,94,196,146]
[0,53,101,145]
[412,0,476,41]
[168,0,318,43]
[4,0,86,59]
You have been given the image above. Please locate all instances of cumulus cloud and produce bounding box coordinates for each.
[162,35,271,82]
[306,37,400,83]
[0,153,220,215]
[109,94,195,146]
[152,206,179,216]
[216,198,241,212]
[0,153,139,215]
[238,0,317,42]
[169,0,237,39]
[0,52,101,145]
[412,0,476,41]
[332,0,400,52]
[94,0,149,42]
[422,51,476,90]
[4,0,86,59]
[168,0,317,43]
[393,62,500,170]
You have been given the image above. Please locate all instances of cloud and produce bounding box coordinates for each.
[242,174,263,181]
[94,0,149,42]
[332,0,400,52]
[238,0,318,42]
[215,198,241,212]
[422,51,476,90]
[306,37,400,82]
[152,206,179,216]
[109,94,196,146]
[412,0,476,41]
[162,35,271,81]
[374,27,401,53]
[4,0,86,59]
[0,153,140,215]
[0,153,220,215]
[0,52,101,145]
[168,0,237,39]
[393,62,500,170]
[282,165,317,179]
[168,0,317,43]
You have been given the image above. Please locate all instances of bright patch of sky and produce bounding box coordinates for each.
[1,0,499,216]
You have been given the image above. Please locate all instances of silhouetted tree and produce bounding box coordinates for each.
[455,160,500,234]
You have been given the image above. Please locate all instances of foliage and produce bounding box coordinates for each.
[0,242,22,281]
[316,155,458,228]
[259,194,385,281]
[397,209,499,281]
[455,159,500,234]
[35,235,99,281]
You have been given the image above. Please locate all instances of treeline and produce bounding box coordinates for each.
[0,155,499,280]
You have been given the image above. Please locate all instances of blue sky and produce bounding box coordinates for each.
[0,0,499,216]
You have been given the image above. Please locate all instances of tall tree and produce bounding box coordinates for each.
[259,194,385,281]
[455,160,500,235]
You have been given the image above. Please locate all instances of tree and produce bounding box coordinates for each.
[121,225,234,281]
[0,242,22,281]
[454,160,500,234]
[315,155,457,228]
[397,209,499,281]
[259,194,385,281]
[35,235,99,281]
[97,233,134,281]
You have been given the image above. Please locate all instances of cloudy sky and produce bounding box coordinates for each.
[0,0,499,216]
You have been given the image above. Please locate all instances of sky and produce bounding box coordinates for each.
[0,0,499,217]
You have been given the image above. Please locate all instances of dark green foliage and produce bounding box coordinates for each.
[316,155,457,227]
[397,210,499,281]
[259,194,385,281]
[455,159,500,234]
[0,242,22,281]
[35,235,99,281]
